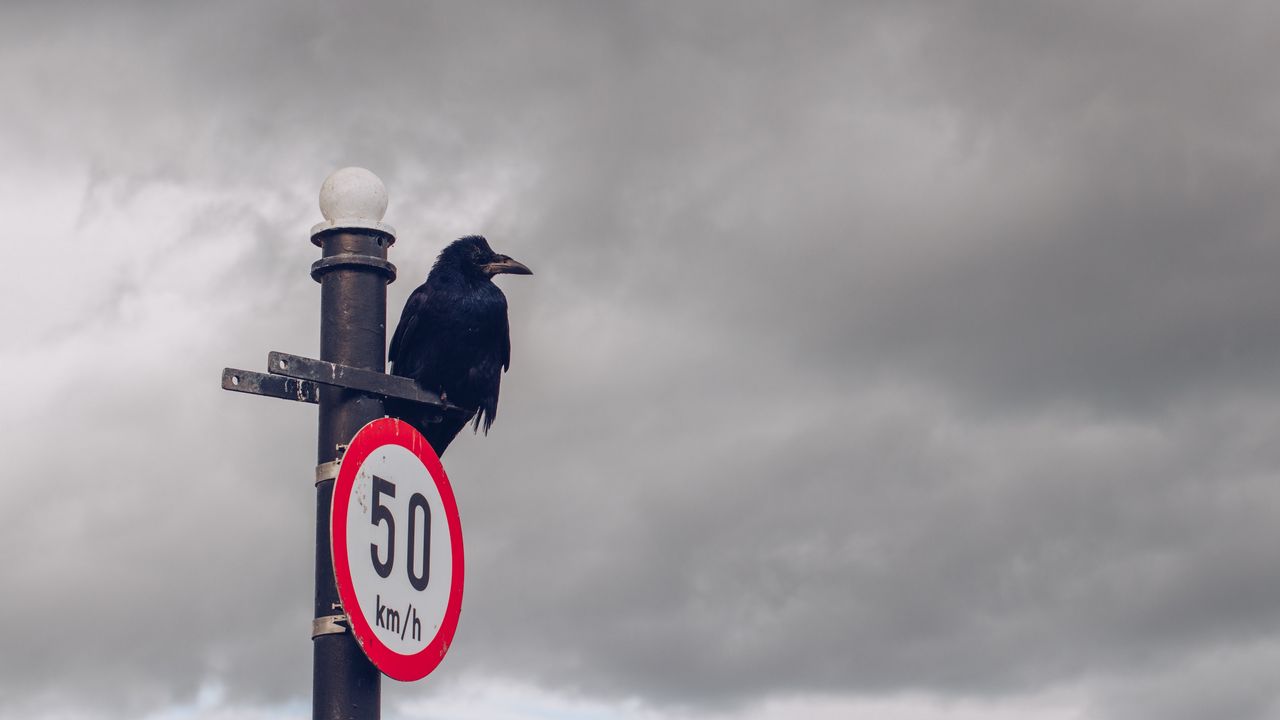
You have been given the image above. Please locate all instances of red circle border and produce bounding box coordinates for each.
[330,417,465,681]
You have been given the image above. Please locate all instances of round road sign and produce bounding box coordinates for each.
[331,417,464,681]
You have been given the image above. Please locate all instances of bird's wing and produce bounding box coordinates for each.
[389,288,428,374]
[471,294,511,432]
[471,351,505,434]
[500,309,511,372]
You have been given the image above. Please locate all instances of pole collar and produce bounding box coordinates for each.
[310,254,397,282]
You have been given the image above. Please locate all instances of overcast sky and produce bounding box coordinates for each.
[4,2,1280,719]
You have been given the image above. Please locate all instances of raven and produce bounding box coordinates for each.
[388,235,532,456]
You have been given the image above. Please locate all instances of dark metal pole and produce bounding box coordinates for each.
[309,170,397,720]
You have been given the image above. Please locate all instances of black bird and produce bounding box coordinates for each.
[388,235,532,456]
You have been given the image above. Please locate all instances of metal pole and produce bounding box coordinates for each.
[309,169,397,720]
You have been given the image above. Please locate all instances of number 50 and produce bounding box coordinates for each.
[369,475,431,590]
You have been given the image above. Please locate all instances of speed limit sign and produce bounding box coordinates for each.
[331,417,464,681]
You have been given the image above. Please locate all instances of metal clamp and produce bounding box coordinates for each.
[315,459,341,484]
[315,445,347,485]
[312,613,349,638]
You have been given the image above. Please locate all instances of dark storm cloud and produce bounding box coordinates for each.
[830,1,1280,414]
[3,2,1280,719]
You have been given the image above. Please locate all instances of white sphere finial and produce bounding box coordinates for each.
[311,167,396,241]
[319,167,387,222]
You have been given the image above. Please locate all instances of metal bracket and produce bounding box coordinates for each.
[221,368,319,404]
[312,613,349,638]
[222,351,470,424]
[267,351,462,418]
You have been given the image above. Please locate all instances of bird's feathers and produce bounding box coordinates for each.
[388,235,529,455]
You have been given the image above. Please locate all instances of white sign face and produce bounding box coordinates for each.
[346,444,452,653]
[332,418,463,681]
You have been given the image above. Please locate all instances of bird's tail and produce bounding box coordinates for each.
[473,396,498,435]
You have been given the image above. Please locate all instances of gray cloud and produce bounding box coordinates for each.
[3,2,1280,719]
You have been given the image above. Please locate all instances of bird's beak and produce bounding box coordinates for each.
[482,255,533,277]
